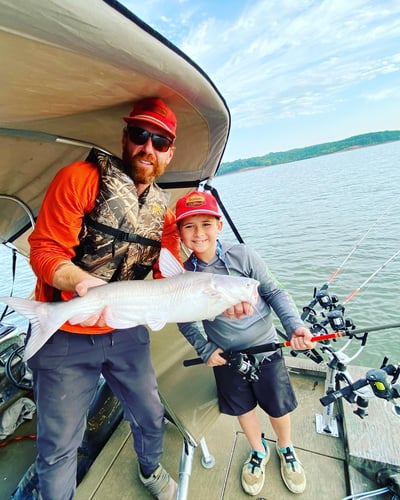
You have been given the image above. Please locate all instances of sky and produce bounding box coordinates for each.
[121,0,400,162]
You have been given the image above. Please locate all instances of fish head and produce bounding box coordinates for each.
[212,274,259,306]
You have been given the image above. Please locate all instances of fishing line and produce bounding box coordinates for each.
[343,249,400,304]
[328,196,400,284]
[252,302,289,342]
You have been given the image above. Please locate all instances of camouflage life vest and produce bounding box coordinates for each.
[73,149,169,281]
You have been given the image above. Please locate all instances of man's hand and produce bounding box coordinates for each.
[290,326,314,351]
[73,276,108,327]
[75,276,106,297]
[223,301,254,320]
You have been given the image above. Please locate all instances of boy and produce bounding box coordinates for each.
[175,190,314,496]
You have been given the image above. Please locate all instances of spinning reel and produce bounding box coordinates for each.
[221,351,261,382]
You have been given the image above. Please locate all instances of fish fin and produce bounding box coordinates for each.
[104,305,167,331]
[147,318,167,331]
[102,308,140,329]
[0,296,64,360]
[159,248,185,278]
[68,312,102,325]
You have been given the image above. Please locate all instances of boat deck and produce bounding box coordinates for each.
[76,353,397,500]
[2,327,398,500]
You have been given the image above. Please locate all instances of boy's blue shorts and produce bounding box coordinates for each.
[213,349,298,418]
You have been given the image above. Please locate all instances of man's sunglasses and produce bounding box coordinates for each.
[126,126,173,152]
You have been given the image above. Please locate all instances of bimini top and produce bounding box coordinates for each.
[0,0,230,252]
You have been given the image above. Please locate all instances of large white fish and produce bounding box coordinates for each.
[0,248,259,360]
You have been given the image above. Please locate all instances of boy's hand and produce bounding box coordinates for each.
[223,301,254,319]
[290,326,314,351]
[206,348,227,367]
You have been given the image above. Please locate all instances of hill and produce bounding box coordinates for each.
[217,130,400,176]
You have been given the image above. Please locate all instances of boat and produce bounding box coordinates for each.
[0,1,399,499]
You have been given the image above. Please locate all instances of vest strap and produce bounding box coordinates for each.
[84,216,161,248]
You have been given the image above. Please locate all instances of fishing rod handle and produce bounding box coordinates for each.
[320,377,368,406]
[183,357,204,367]
[183,342,280,367]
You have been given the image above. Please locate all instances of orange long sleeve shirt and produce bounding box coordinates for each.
[28,160,181,334]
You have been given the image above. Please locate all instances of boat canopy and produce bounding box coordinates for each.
[0,0,230,253]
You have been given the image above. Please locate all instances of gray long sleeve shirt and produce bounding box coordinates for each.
[178,240,304,362]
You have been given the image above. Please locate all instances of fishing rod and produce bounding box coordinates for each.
[302,249,400,334]
[343,249,400,304]
[183,322,400,369]
[302,201,400,335]
[183,332,343,367]
[341,322,400,336]
[304,248,400,317]
[300,282,400,363]
[327,197,400,284]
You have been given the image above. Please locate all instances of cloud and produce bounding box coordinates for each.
[122,0,400,158]
[125,1,400,92]
[363,86,400,102]
[169,1,400,126]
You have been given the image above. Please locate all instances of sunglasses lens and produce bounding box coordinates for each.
[127,127,149,145]
[127,127,172,152]
[151,136,171,152]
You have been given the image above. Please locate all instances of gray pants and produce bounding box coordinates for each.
[28,327,165,500]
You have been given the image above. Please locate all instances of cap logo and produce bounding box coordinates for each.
[124,97,176,138]
[185,193,207,207]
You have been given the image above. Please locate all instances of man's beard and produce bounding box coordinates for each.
[122,151,164,184]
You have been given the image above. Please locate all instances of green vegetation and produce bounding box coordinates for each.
[217,130,400,176]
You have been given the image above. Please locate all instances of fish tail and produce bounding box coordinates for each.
[0,296,64,360]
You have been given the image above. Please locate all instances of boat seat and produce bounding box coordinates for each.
[150,323,220,500]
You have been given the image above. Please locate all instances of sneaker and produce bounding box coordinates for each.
[241,435,270,496]
[276,443,306,494]
[138,464,177,500]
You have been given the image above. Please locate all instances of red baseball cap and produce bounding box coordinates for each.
[175,191,221,223]
[123,97,177,138]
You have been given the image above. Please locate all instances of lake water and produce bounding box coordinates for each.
[1,141,399,369]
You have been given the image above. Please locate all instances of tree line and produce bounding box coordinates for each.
[217,130,400,176]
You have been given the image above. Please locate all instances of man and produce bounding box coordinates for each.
[26,97,180,499]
